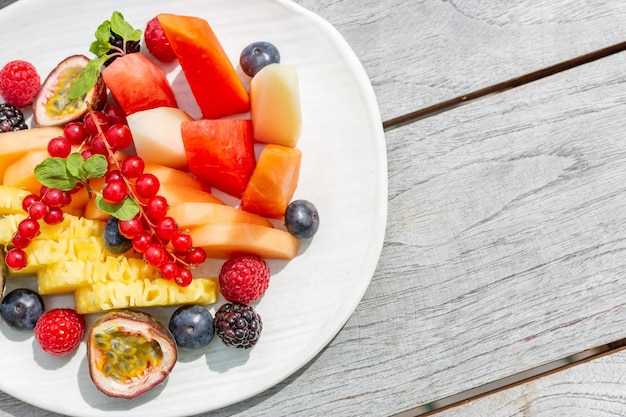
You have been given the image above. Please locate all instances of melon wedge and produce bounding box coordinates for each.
[126,107,192,170]
[102,53,177,116]
[157,13,249,119]
[188,223,299,260]
[3,149,49,194]
[0,127,63,180]
[251,63,302,147]
[241,144,302,219]
[181,119,256,197]
[168,202,273,229]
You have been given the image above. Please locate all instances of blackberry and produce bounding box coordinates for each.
[0,104,27,132]
[104,31,141,67]
[213,303,262,349]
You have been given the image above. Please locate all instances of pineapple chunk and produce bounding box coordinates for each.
[15,236,108,275]
[0,186,29,215]
[74,277,219,314]
[38,256,155,295]
[0,213,105,245]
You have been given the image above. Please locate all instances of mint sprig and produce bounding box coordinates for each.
[69,11,142,99]
[34,151,140,220]
[34,153,107,191]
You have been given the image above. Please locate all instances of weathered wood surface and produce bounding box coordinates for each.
[3,0,626,417]
[294,0,626,121]
[434,347,626,417]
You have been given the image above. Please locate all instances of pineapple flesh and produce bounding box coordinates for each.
[74,277,219,314]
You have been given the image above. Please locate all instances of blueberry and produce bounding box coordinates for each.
[239,41,280,77]
[169,305,214,349]
[0,288,44,330]
[284,200,320,239]
[103,216,132,254]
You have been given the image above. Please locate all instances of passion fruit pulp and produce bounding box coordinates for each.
[87,309,177,399]
[32,55,106,127]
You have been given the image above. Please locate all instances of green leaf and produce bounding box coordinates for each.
[82,154,108,179]
[110,11,142,43]
[69,56,107,100]
[95,195,140,221]
[94,20,112,45]
[65,153,84,178]
[34,158,78,191]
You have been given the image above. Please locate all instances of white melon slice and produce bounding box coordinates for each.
[250,63,302,148]
[126,107,193,170]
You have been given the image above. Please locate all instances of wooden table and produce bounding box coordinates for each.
[3,0,626,416]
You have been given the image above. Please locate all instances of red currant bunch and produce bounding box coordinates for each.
[5,104,207,285]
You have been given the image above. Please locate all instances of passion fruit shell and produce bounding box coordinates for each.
[32,55,107,127]
[87,309,177,399]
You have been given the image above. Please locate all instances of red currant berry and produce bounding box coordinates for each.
[5,248,27,270]
[38,186,49,198]
[28,201,48,220]
[90,133,108,155]
[135,173,160,198]
[121,156,144,178]
[145,195,168,221]
[171,232,192,252]
[102,179,128,205]
[43,207,64,225]
[155,216,177,241]
[187,247,207,265]
[118,217,143,239]
[105,124,133,151]
[81,148,95,161]
[105,169,123,183]
[21,194,39,211]
[83,110,109,135]
[103,104,127,126]
[175,267,193,287]
[11,233,31,249]
[61,190,72,207]
[17,218,40,240]
[132,231,154,253]
[42,188,65,208]
[144,244,166,267]
[159,261,178,280]
[63,122,87,145]
[47,136,71,158]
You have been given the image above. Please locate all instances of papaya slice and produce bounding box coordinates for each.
[157,13,250,119]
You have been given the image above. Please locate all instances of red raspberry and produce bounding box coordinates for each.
[0,60,40,107]
[34,308,85,356]
[219,255,270,304]
[144,17,176,63]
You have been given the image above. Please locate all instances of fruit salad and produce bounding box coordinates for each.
[0,10,319,400]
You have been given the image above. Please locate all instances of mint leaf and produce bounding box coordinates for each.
[110,11,142,44]
[82,154,108,179]
[95,195,140,221]
[70,11,142,99]
[65,153,84,178]
[34,158,78,191]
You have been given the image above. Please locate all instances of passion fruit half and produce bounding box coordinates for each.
[87,309,177,399]
[32,55,107,127]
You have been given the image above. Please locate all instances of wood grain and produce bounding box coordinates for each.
[434,347,626,417]
[294,0,626,121]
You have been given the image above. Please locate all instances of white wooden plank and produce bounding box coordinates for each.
[293,0,626,121]
[435,347,626,417]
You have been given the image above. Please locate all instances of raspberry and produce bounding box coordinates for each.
[219,255,270,304]
[144,17,176,63]
[213,302,262,349]
[34,308,85,356]
[0,60,40,107]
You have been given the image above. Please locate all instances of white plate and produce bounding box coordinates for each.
[0,0,387,416]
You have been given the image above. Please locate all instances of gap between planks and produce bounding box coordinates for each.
[384,39,626,417]
[390,338,626,417]
[382,40,626,132]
